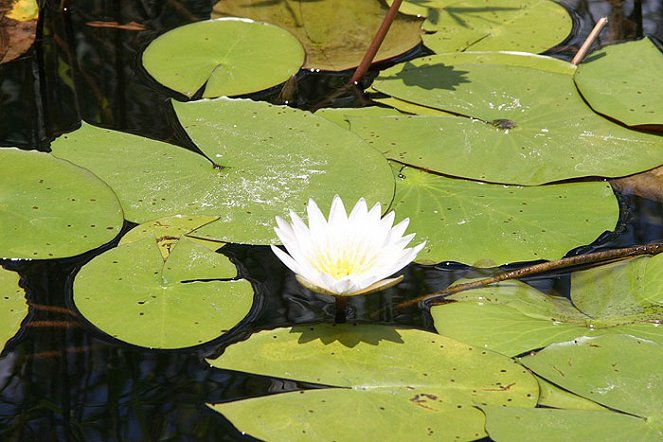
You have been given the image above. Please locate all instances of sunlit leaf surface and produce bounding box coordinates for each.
[391,164,618,266]
[208,324,538,441]
[142,18,304,98]
[0,148,123,259]
[50,98,394,245]
[212,0,422,71]
[74,236,253,349]
[368,52,663,185]
[575,37,663,127]
[432,254,663,355]
[0,268,27,352]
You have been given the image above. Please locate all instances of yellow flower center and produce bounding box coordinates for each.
[311,247,377,280]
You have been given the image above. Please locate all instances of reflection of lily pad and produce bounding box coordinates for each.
[212,0,422,71]
[482,335,663,441]
[0,268,27,352]
[431,254,663,356]
[142,18,305,98]
[208,324,538,441]
[51,98,394,245]
[575,37,663,127]
[0,148,123,259]
[74,236,253,349]
[391,164,618,266]
[367,52,663,185]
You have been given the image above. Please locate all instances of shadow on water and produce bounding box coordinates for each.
[1,0,663,440]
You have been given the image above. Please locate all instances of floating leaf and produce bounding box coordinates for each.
[575,37,663,127]
[1,0,38,63]
[535,375,608,411]
[208,324,538,441]
[367,52,663,185]
[315,106,402,130]
[212,0,422,71]
[415,0,572,54]
[482,406,662,442]
[74,236,252,349]
[431,254,663,356]
[119,215,225,259]
[0,268,27,352]
[142,18,305,98]
[611,165,663,202]
[0,148,123,259]
[391,164,618,266]
[50,99,394,245]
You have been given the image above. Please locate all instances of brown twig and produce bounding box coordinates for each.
[398,242,663,309]
[572,17,608,65]
[349,0,403,85]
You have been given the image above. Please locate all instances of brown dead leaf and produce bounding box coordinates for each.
[611,165,663,201]
[0,16,37,63]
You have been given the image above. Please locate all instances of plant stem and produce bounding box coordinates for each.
[572,17,608,65]
[349,0,404,85]
[334,296,348,323]
[398,242,663,309]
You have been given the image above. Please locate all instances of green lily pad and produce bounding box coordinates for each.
[119,215,225,259]
[208,324,538,441]
[315,106,402,130]
[482,406,662,442]
[50,99,394,245]
[0,148,123,259]
[535,375,608,411]
[522,334,663,417]
[416,0,572,54]
[367,52,663,185]
[0,268,27,352]
[212,0,422,71]
[74,236,253,349]
[575,37,663,127]
[431,254,663,356]
[391,164,618,266]
[142,18,305,98]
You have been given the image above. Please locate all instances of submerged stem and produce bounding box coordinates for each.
[398,242,663,309]
[334,296,348,323]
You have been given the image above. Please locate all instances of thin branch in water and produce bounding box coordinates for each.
[572,16,608,65]
[398,242,663,309]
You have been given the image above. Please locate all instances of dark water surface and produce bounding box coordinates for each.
[1,1,663,440]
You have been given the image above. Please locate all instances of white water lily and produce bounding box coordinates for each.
[271,196,425,296]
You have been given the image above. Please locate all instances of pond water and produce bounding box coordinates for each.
[1,0,663,440]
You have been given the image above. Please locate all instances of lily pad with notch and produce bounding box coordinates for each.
[431,253,663,356]
[142,18,305,98]
[0,148,123,259]
[207,324,539,441]
[391,164,618,266]
[74,236,253,349]
[0,268,28,353]
[366,52,663,185]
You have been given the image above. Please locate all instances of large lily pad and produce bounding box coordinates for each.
[367,52,663,185]
[575,37,663,127]
[485,335,663,440]
[391,164,618,266]
[0,268,27,352]
[50,99,394,245]
[208,324,538,441]
[431,253,663,356]
[142,18,305,98]
[0,148,123,259]
[74,236,253,349]
[212,0,422,71]
[410,0,573,54]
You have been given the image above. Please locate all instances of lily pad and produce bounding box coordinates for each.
[535,375,608,411]
[0,268,27,352]
[391,164,618,266]
[142,18,305,98]
[0,148,123,259]
[431,254,663,356]
[119,215,226,259]
[50,99,394,245]
[208,324,538,441]
[367,52,663,185]
[212,0,422,71]
[574,37,663,127]
[74,236,253,349]
[415,0,573,54]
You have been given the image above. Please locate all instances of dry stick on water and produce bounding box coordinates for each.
[398,242,663,309]
[349,0,404,85]
[572,17,608,65]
